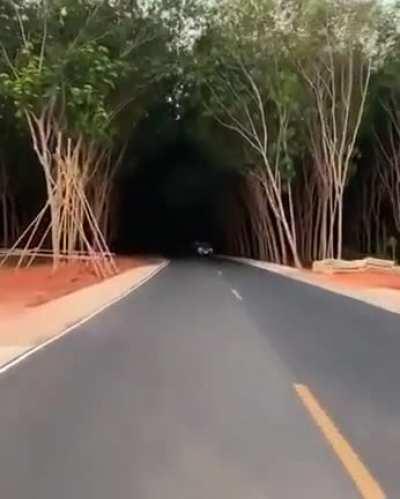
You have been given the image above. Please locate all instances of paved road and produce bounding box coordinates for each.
[1,259,399,498]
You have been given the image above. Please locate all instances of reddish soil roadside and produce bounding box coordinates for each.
[0,257,149,310]
[314,270,400,291]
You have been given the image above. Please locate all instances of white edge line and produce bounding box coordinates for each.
[0,260,169,375]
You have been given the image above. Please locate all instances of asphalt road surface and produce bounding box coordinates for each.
[1,259,400,498]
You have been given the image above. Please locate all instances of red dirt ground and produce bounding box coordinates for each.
[0,257,148,309]
[315,270,400,290]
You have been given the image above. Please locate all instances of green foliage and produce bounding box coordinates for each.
[0,55,54,118]
[188,0,400,187]
[0,0,183,143]
[63,43,128,140]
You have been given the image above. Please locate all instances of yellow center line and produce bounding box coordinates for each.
[294,383,386,499]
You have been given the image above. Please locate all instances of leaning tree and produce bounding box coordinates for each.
[195,0,306,267]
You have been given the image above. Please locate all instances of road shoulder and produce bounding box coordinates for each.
[0,259,168,370]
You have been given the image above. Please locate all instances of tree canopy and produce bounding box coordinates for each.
[1,0,400,268]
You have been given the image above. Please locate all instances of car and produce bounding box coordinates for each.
[193,241,214,256]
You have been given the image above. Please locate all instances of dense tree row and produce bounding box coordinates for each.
[0,0,201,273]
[193,0,400,266]
[1,0,400,269]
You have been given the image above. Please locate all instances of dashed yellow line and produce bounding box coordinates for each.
[294,384,385,499]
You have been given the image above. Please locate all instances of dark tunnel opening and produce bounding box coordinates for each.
[114,108,242,257]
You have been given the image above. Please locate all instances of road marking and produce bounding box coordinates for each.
[294,384,385,499]
[231,288,243,301]
[0,261,169,375]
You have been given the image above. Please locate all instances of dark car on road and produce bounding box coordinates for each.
[192,241,214,256]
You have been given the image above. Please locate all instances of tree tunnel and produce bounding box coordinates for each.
[114,107,243,257]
